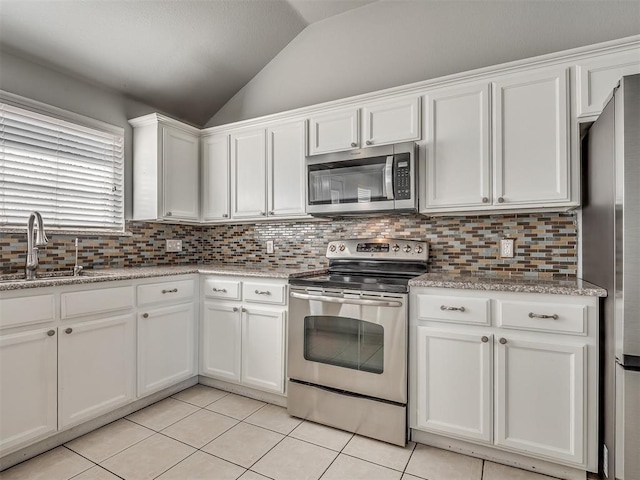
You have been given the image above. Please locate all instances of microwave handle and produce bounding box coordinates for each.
[385,156,394,200]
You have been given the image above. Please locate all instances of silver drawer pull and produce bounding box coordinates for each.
[481,336,489,343]
[47,330,56,337]
[528,312,559,320]
[440,305,465,312]
[212,288,227,293]
[255,290,271,295]
[162,288,178,294]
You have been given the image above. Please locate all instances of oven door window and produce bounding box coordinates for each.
[303,315,383,374]
[308,156,392,206]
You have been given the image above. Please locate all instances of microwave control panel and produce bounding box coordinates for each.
[394,154,411,199]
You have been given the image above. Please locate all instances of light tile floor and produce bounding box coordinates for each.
[0,384,562,480]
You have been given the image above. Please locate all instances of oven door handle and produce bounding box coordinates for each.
[290,291,403,307]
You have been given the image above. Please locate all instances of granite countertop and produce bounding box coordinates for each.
[408,272,607,297]
[0,264,328,291]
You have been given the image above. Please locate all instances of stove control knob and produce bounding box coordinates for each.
[339,244,346,252]
[329,244,336,252]
[392,243,400,252]
[415,245,424,254]
[403,244,412,253]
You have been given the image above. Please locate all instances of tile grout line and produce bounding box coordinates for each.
[61,445,124,480]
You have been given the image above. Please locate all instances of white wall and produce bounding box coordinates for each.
[206,0,640,126]
[0,52,161,218]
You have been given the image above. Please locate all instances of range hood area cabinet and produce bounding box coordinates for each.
[421,67,577,214]
[307,95,421,156]
[130,114,200,223]
[201,119,308,222]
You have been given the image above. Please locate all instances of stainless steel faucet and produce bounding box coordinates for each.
[25,212,49,280]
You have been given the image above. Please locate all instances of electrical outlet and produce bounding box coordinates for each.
[266,240,274,254]
[165,239,182,252]
[500,238,514,258]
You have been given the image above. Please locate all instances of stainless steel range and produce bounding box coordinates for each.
[287,238,428,446]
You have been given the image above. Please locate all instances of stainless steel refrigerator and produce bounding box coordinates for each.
[583,74,640,480]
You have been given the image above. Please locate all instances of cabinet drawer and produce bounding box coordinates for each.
[243,282,286,305]
[497,300,586,335]
[0,294,55,329]
[137,279,195,306]
[204,278,241,300]
[62,286,134,320]
[416,294,490,325]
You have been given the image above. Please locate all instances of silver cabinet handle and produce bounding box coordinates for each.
[166,211,172,216]
[47,330,55,337]
[481,336,489,343]
[65,328,73,334]
[499,338,507,344]
[440,305,465,312]
[482,197,489,203]
[241,307,247,312]
[212,287,227,293]
[365,140,372,145]
[232,307,238,312]
[350,142,357,147]
[269,211,275,215]
[290,291,403,308]
[142,313,149,318]
[255,290,271,295]
[222,213,229,218]
[497,197,505,203]
[528,312,559,320]
[260,212,266,216]
[162,288,178,294]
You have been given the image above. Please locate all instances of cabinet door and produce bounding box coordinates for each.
[267,121,307,217]
[201,134,230,221]
[495,336,585,465]
[241,306,286,394]
[161,126,200,220]
[362,96,421,147]
[577,50,640,117]
[423,84,491,210]
[58,314,135,429]
[308,109,359,155]
[201,302,241,382]
[137,303,196,397]
[415,327,492,443]
[493,68,570,206]
[231,128,267,218]
[0,328,57,453]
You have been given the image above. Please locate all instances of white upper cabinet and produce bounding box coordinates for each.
[130,114,200,222]
[308,96,420,155]
[201,134,230,221]
[361,96,421,147]
[492,68,571,207]
[576,50,640,117]
[423,83,491,210]
[308,108,359,155]
[231,128,268,219]
[228,120,308,221]
[267,120,307,217]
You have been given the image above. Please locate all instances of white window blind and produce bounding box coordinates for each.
[0,102,124,231]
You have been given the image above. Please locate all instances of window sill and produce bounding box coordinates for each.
[0,227,133,237]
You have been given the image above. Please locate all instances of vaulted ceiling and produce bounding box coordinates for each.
[0,0,376,126]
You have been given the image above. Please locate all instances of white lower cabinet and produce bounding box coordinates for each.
[58,314,136,429]
[200,276,287,395]
[137,303,196,397]
[0,328,57,452]
[416,328,492,443]
[411,288,597,471]
[495,336,585,464]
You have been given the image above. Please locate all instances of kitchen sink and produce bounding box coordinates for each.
[0,270,117,284]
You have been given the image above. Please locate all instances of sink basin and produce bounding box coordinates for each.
[0,270,117,284]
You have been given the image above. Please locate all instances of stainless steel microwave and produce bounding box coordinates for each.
[306,142,417,216]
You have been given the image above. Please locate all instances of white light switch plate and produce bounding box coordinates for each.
[500,239,514,258]
[166,239,182,252]
[266,240,274,254]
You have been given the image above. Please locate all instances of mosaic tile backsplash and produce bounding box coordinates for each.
[1,213,577,277]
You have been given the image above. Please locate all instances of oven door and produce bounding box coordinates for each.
[288,287,407,404]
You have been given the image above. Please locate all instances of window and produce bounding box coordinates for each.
[0,96,124,231]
